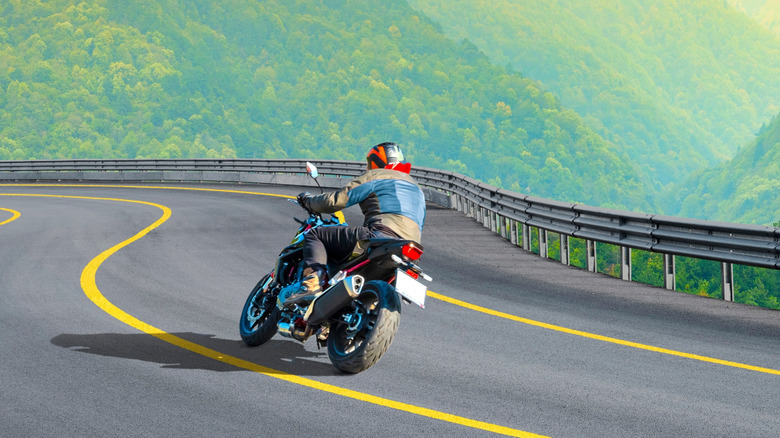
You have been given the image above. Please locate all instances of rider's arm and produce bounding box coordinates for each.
[305,172,373,214]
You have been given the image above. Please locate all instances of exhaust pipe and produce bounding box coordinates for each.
[304,275,364,326]
[277,321,293,338]
[278,318,310,341]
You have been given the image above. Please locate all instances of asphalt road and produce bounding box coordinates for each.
[1,183,779,438]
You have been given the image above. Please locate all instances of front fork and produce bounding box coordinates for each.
[246,275,275,326]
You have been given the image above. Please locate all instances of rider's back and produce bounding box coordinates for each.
[306,168,426,243]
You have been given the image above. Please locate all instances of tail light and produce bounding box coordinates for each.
[402,243,423,261]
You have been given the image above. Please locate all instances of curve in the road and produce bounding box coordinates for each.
[0,207,20,226]
[0,187,545,438]
[2,184,778,436]
[4,184,779,378]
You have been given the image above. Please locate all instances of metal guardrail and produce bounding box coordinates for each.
[1,159,777,301]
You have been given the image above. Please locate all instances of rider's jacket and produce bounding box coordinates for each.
[305,168,426,242]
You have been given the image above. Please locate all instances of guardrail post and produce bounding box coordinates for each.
[663,254,676,290]
[539,228,548,258]
[587,240,597,272]
[722,262,734,301]
[620,246,632,281]
[510,220,518,245]
[522,223,531,251]
[560,234,570,266]
[490,211,497,233]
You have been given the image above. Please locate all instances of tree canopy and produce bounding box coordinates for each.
[0,0,649,210]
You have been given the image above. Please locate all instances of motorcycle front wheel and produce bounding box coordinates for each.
[239,274,280,346]
[327,280,401,374]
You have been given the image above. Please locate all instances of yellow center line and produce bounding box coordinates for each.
[0,190,544,438]
[0,183,293,198]
[4,183,779,378]
[0,207,21,226]
[427,291,780,375]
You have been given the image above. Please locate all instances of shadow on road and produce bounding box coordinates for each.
[51,332,341,377]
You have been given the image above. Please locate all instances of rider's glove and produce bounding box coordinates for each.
[297,192,312,209]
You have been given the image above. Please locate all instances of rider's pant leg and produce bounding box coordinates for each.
[303,225,372,271]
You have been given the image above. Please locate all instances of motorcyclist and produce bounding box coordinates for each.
[285,142,426,306]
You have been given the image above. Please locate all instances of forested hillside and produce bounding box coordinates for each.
[675,112,780,225]
[0,0,651,210]
[2,1,777,308]
[728,0,780,36]
[408,0,780,201]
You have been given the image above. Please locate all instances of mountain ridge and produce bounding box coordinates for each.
[407,0,780,204]
[676,112,780,225]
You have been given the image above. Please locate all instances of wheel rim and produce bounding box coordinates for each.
[243,288,275,332]
[332,291,379,355]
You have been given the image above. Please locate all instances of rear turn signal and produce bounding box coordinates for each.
[402,243,423,261]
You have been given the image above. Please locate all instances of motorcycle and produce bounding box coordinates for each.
[239,162,431,374]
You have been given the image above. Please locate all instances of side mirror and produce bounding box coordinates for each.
[306,162,319,179]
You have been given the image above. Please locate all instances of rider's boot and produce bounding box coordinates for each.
[284,267,324,307]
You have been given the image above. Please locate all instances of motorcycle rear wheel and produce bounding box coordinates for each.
[327,280,401,374]
[239,274,280,346]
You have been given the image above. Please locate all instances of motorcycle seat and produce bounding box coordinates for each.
[327,238,415,276]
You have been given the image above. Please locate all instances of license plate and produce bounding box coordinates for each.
[395,269,427,308]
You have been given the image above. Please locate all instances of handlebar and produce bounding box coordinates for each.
[288,198,342,225]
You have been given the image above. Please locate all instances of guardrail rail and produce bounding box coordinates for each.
[1,158,777,302]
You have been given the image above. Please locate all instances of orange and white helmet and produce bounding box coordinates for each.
[366,142,406,170]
